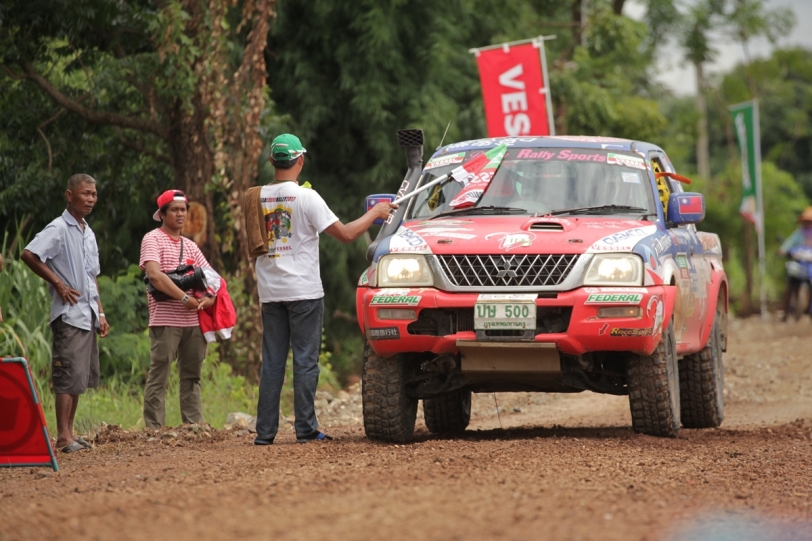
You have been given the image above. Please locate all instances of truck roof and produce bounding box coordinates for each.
[433,135,664,159]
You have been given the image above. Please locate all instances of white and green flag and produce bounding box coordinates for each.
[730,100,763,232]
[730,99,767,319]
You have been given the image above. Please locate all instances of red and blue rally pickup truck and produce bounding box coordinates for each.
[357,131,727,442]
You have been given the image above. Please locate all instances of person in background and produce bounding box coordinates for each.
[779,206,812,256]
[139,190,214,429]
[779,206,812,320]
[21,174,109,453]
[252,133,395,445]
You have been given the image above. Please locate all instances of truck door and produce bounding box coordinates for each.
[651,152,710,351]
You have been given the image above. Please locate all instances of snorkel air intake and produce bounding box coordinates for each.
[365,129,425,262]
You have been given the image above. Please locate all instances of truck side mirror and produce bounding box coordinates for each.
[667,192,705,225]
[365,194,396,225]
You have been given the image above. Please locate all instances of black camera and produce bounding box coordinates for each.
[144,265,208,302]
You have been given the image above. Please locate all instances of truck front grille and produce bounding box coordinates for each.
[437,254,579,287]
[407,307,572,336]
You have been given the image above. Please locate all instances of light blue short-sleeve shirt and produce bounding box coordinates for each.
[25,210,101,331]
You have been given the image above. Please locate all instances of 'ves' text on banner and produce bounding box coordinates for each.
[474,41,552,138]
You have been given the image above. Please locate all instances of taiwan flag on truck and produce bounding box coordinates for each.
[678,195,703,215]
[448,144,508,208]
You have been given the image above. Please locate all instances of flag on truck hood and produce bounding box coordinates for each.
[449,144,508,208]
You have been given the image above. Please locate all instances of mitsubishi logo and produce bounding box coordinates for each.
[495,256,518,278]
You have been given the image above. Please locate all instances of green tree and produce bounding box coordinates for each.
[680,0,726,179]
[716,49,812,197]
[0,0,273,272]
[553,2,666,140]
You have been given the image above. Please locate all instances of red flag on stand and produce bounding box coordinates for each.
[0,358,58,471]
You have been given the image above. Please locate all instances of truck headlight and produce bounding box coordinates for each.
[584,254,643,286]
[378,255,434,287]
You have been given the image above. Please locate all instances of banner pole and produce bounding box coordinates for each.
[537,37,555,136]
[392,173,449,205]
[753,99,767,321]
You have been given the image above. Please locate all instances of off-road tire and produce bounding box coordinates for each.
[794,282,810,321]
[424,389,472,435]
[627,322,681,437]
[362,341,418,443]
[678,316,724,428]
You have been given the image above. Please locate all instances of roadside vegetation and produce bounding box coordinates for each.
[0,238,338,432]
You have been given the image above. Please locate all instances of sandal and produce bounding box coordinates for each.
[60,441,86,453]
[76,437,94,449]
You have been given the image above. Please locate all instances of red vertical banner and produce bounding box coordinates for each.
[474,41,553,137]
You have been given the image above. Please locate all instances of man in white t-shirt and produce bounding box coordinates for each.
[254,133,395,444]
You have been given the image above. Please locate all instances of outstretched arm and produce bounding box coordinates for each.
[322,202,397,244]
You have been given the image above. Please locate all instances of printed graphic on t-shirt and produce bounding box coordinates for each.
[255,185,338,302]
[263,199,296,257]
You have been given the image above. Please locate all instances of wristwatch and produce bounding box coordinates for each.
[181,294,190,304]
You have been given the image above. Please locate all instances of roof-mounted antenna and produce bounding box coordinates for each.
[436,121,451,151]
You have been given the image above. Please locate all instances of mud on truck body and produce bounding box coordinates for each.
[356,130,728,442]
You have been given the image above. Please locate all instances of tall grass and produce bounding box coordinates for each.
[1,253,339,434]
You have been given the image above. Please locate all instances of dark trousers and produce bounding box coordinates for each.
[255,298,324,440]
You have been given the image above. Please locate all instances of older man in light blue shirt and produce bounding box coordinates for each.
[22,174,109,453]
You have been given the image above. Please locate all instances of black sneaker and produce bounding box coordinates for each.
[296,431,333,443]
[253,436,274,445]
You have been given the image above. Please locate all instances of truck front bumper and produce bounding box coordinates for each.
[359,286,675,358]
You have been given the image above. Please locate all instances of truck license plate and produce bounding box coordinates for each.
[474,294,538,331]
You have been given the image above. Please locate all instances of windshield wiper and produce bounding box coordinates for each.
[430,205,528,219]
[549,204,649,216]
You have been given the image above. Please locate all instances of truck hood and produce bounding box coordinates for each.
[381,216,660,257]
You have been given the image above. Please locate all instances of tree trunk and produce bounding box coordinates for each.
[695,61,711,179]
[571,0,583,48]
[202,0,274,378]
[166,94,220,267]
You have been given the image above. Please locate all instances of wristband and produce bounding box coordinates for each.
[181,294,190,304]
[99,313,105,318]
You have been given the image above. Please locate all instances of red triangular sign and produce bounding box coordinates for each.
[0,358,58,471]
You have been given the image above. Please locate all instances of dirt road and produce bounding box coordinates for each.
[2,317,811,541]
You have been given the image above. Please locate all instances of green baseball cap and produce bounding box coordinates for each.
[271,133,307,161]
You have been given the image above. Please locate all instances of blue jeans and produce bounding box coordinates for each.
[255,297,324,440]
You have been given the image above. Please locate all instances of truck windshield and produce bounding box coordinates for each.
[407,147,656,219]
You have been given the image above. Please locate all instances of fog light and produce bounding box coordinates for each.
[378,308,417,320]
[597,306,641,318]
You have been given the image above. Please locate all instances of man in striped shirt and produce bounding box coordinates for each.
[139,190,215,429]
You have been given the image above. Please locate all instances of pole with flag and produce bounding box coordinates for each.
[729,100,766,320]
[392,144,508,206]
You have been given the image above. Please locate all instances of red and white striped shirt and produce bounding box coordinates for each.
[139,228,210,327]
